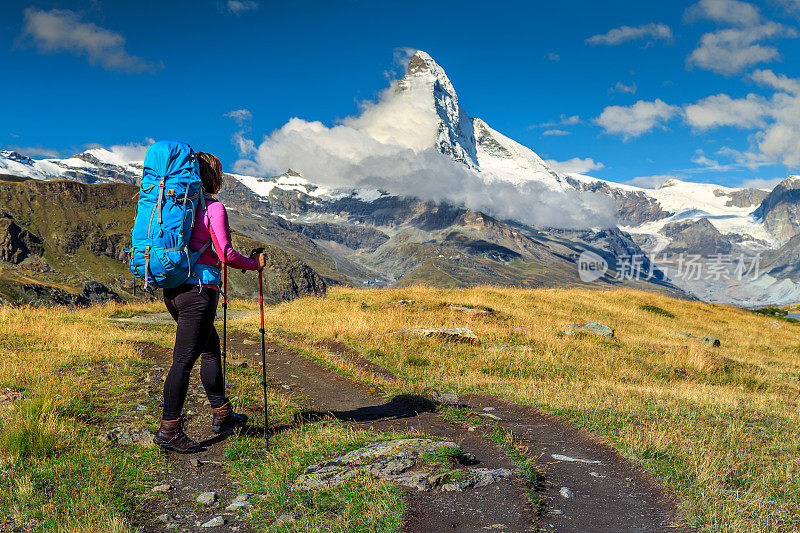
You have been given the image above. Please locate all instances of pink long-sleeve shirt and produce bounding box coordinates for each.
[191,198,258,281]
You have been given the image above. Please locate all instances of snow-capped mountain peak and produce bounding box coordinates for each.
[406,50,459,104]
[398,51,568,191]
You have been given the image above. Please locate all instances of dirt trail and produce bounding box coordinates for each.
[132,317,681,532]
[224,330,682,532]
[137,342,257,533]
[228,331,538,532]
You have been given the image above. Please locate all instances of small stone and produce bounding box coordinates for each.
[229,359,248,368]
[273,515,295,526]
[482,407,495,411]
[137,405,148,411]
[392,327,478,343]
[197,491,218,505]
[468,427,476,432]
[231,493,250,503]
[559,487,575,499]
[394,472,433,492]
[156,513,172,523]
[431,391,460,405]
[200,516,225,528]
[225,500,252,511]
[290,374,299,378]
[478,413,501,421]
[589,471,606,478]
[99,426,154,446]
[151,484,172,493]
[564,322,614,338]
[550,509,564,516]
[190,458,202,467]
[281,384,291,390]
[625,477,633,483]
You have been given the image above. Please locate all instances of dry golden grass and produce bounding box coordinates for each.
[240,286,800,532]
[0,304,165,532]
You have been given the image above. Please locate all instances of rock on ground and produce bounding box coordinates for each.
[273,515,295,527]
[392,327,479,343]
[668,331,721,347]
[440,468,513,492]
[430,391,460,405]
[565,322,614,338]
[196,491,218,505]
[98,426,154,446]
[290,439,514,494]
[200,516,225,528]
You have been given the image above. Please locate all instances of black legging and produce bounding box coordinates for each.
[161,284,228,420]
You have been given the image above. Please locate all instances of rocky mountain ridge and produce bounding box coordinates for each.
[3,51,799,305]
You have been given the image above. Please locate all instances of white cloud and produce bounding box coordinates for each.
[83,139,154,163]
[546,52,560,62]
[680,84,800,167]
[740,176,783,189]
[534,114,581,128]
[20,8,159,74]
[684,93,770,129]
[233,77,616,229]
[610,81,637,94]
[685,1,794,75]
[542,129,571,136]
[751,69,800,94]
[686,0,761,26]
[545,157,604,174]
[7,145,61,158]
[595,99,680,139]
[586,23,672,45]
[624,175,676,188]
[225,109,256,157]
[225,1,259,15]
[687,23,790,75]
[225,109,252,126]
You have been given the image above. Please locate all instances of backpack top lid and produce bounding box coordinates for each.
[142,140,199,186]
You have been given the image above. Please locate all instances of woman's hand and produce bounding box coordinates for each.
[250,251,267,271]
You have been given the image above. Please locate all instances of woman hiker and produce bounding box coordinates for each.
[153,152,266,453]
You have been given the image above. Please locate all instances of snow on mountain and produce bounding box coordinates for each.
[402,51,569,192]
[567,173,774,246]
[0,149,142,184]
[229,169,334,199]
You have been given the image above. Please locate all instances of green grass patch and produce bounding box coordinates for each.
[226,420,417,532]
[638,304,676,318]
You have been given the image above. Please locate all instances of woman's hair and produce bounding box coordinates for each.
[196,152,224,194]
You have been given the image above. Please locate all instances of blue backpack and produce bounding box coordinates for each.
[129,140,214,289]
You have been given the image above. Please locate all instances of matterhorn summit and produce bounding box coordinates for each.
[397,51,569,191]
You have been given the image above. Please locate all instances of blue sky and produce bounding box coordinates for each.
[3,0,800,188]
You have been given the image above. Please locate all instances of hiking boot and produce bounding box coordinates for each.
[153,418,203,453]
[211,402,248,434]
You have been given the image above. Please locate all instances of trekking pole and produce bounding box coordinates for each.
[258,268,269,452]
[222,262,228,383]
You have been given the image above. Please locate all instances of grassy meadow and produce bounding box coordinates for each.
[241,286,800,532]
[1,286,799,531]
[0,302,412,532]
